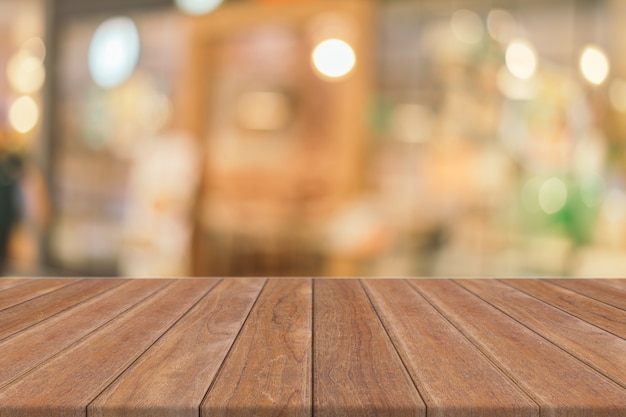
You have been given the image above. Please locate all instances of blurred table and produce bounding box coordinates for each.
[0,277,625,417]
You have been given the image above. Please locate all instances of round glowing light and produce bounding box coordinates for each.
[311,39,356,80]
[450,9,484,44]
[580,45,609,85]
[175,0,222,15]
[88,17,140,89]
[609,79,626,112]
[487,9,517,44]
[496,65,536,100]
[9,96,39,134]
[505,39,537,80]
[7,51,45,94]
[539,177,567,214]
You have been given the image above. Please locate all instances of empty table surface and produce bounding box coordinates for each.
[0,277,625,417]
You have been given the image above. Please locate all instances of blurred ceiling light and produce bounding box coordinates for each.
[312,38,356,80]
[7,50,45,94]
[609,79,626,112]
[236,91,291,131]
[496,65,535,100]
[505,39,537,80]
[88,17,140,89]
[450,9,484,44]
[175,0,222,15]
[580,45,609,85]
[539,177,567,214]
[9,96,39,134]
[487,9,517,43]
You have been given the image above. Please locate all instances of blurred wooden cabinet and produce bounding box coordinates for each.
[181,0,373,276]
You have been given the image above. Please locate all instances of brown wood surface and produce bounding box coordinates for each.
[202,279,311,417]
[503,279,626,339]
[91,278,265,417]
[410,279,626,416]
[0,278,28,291]
[0,278,74,311]
[362,279,538,417]
[314,279,424,417]
[0,279,167,388]
[0,278,124,341]
[0,279,218,417]
[457,279,626,390]
[0,278,625,417]
[549,278,626,310]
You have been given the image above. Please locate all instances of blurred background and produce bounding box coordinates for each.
[1,0,626,278]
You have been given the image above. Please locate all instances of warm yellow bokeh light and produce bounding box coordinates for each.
[580,45,609,85]
[7,50,45,94]
[312,38,356,80]
[505,39,537,80]
[9,96,39,134]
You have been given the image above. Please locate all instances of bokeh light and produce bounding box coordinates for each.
[7,50,45,94]
[580,45,609,85]
[88,17,140,89]
[505,39,537,80]
[311,38,356,80]
[175,0,223,15]
[450,9,484,44]
[539,177,567,214]
[9,96,39,134]
[487,9,517,44]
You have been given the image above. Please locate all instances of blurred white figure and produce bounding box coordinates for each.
[120,131,200,277]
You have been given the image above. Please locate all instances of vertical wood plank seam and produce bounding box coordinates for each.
[404,279,543,413]
[0,279,84,314]
[0,280,130,344]
[547,280,626,312]
[311,278,315,417]
[451,280,626,394]
[0,280,177,393]
[85,279,224,417]
[358,279,429,415]
[198,278,269,417]
[497,279,626,342]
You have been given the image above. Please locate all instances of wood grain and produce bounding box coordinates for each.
[314,279,424,417]
[0,278,74,311]
[90,278,265,417]
[410,279,626,416]
[458,279,626,389]
[502,279,626,339]
[362,279,538,417]
[549,279,626,311]
[0,279,219,417]
[202,279,311,417]
[0,278,124,341]
[0,279,168,388]
[0,278,28,291]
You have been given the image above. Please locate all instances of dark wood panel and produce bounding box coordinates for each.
[362,279,538,417]
[0,279,75,311]
[314,279,424,417]
[0,279,218,417]
[458,279,626,389]
[0,278,124,341]
[410,279,626,416]
[91,278,265,417]
[0,279,167,388]
[202,279,310,417]
[549,279,626,311]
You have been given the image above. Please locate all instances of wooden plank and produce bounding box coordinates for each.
[313,279,424,417]
[590,278,626,292]
[201,279,311,417]
[503,279,626,339]
[0,278,74,311]
[409,279,626,417]
[362,279,538,417]
[0,278,28,291]
[0,279,219,417]
[549,279,626,311]
[0,279,168,388]
[0,278,125,341]
[457,279,626,390]
[90,278,265,417]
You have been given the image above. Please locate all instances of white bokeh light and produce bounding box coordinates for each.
[505,39,537,80]
[88,17,140,89]
[9,96,39,134]
[312,38,356,80]
[175,0,223,15]
[580,45,609,85]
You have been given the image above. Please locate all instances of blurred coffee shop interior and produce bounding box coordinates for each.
[2,0,626,278]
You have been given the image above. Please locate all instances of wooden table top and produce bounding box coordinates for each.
[0,277,625,417]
